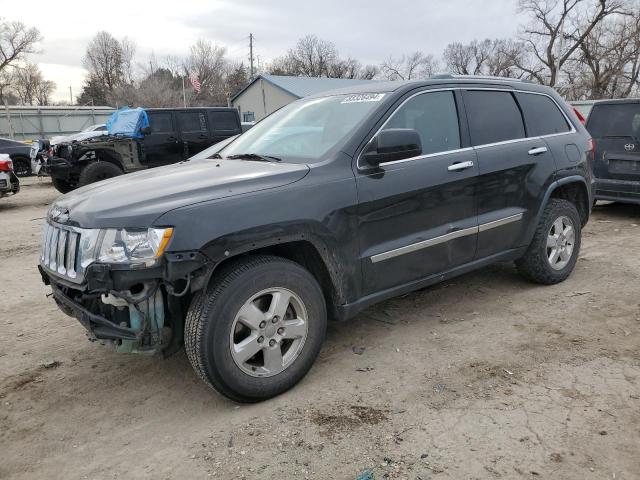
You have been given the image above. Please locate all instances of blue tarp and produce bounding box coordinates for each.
[106,107,149,138]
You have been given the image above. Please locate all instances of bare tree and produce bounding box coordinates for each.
[268,35,375,79]
[34,78,56,105]
[186,39,228,105]
[83,31,126,95]
[443,38,526,77]
[569,6,640,98]
[120,37,137,85]
[290,35,338,77]
[0,19,42,73]
[380,52,439,80]
[13,63,54,105]
[517,0,626,86]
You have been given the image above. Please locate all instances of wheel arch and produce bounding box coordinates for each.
[201,236,347,320]
[547,176,591,226]
[92,148,125,170]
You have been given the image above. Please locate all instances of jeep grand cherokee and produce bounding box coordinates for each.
[39,76,594,402]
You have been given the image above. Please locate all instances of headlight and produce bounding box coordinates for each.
[96,227,174,266]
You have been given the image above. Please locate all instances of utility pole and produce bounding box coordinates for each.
[69,86,73,105]
[249,33,255,78]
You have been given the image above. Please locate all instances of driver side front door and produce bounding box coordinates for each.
[356,89,479,296]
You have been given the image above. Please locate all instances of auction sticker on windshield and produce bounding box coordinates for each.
[341,93,385,104]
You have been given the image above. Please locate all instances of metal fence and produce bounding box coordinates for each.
[0,105,115,142]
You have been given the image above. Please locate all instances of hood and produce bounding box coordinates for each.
[55,159,309,228]
[51,131,106,145]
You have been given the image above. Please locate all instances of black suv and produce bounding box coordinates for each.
[44,107,242,193]
[38,77,593,402]
[586,99,640,204]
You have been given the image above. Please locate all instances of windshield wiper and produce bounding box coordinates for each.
[226,153,281,162]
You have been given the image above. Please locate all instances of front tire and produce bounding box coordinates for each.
[51,177,76,194]
[185,256,327,403]
[78,161,122,187]
[516,199,582,284]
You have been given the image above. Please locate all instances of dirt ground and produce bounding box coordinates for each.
[1,176,639,480]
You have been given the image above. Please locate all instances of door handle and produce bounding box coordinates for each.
[448,160,474,171]
[528,146,548,156]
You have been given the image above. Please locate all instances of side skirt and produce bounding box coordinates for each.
[334,247,527,321]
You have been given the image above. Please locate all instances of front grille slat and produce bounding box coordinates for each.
[66,232,78,279]
[40,222,87,284]
[49,228,59,270]
[57,230,68,275]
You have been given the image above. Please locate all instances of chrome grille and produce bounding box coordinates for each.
[40,222,83,283]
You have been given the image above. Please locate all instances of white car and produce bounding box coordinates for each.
[0,154,20,197]
[49,124,108,146]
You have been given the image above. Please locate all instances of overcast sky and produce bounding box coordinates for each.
[6,0,522,102]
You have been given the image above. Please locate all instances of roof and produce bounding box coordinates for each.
[305,75,554,99]
[230,74,379,102]
[231,74,558,103]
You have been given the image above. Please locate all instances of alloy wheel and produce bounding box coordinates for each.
[229,288,308,377]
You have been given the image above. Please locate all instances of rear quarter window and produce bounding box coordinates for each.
[210,111,239,132]
[464,90,525,146]
[516,92,571,136]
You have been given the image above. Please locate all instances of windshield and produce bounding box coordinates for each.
[220,93,386,161]
[588,103,640,139]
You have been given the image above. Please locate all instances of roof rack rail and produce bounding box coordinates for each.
[429,73,536,84]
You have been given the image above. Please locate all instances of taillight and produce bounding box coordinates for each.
[0,159,13,172]
[572,106,586,125]
[587,138,596,166]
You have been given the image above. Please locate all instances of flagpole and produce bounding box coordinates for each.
[182,76,187,108]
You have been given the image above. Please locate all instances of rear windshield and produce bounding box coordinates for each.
[587,103,640,139]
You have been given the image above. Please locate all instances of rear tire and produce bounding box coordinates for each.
[78,161,122,187]
[51,177,75,194]
[516,199,581,285]
[185,255,327,403]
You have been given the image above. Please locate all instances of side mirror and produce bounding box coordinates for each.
[140,126,151,135]
[361,128,422,167]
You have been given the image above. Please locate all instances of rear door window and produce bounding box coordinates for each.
[210,111,239,133]
[383,90,461,155]
[464,90,525,146]
[516,92,571,136]
[587,103,640,139]
[178,111,208,133]
[148,112,174,133]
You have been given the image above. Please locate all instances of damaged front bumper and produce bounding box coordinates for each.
[39,250,209,355]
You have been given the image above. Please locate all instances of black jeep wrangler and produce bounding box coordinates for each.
[44,107,241,193]
[39,76,593,402]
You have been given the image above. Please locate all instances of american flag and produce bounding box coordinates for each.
[189,72,201,94]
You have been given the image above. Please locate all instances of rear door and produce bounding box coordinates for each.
[144,111,182,166]
[208,110,241,144]
[356,89,479,295]
[587,102,640,182]
[177,110,210,157]
[462,89,559,259]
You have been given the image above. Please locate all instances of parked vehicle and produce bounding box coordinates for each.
[43,107,242,193]
[49,124,108,146]
[0,154,20,197]
[39,76,593,402]
[0,137,33,177]
[586,99,640,205]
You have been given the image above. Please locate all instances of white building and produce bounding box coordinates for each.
[230,74,376,123]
